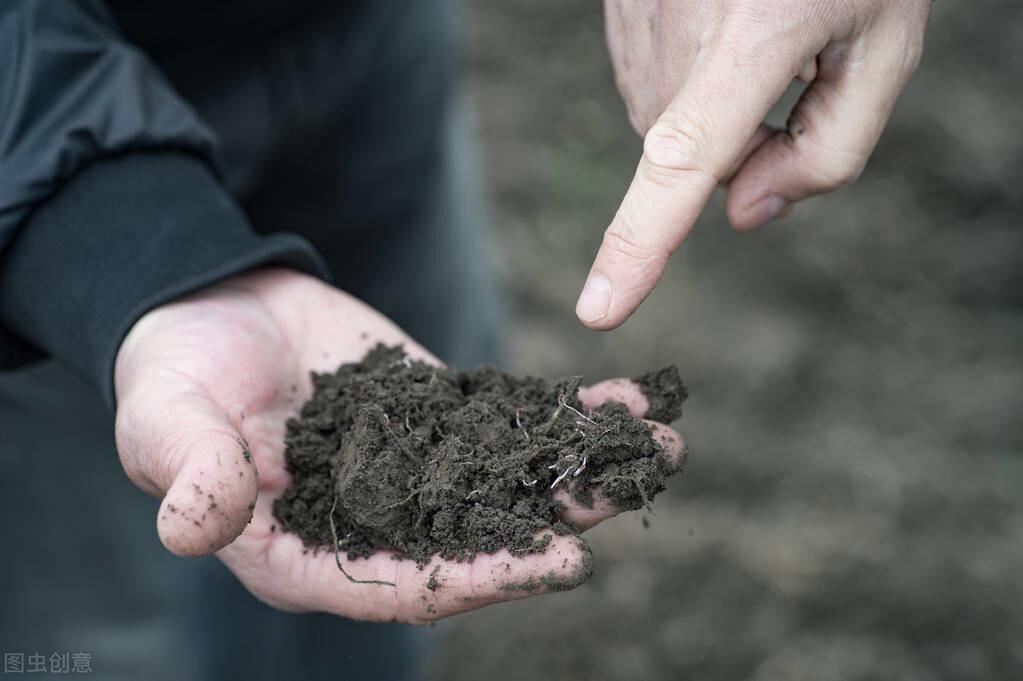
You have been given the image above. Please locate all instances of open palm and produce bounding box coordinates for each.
[112,269,684,624]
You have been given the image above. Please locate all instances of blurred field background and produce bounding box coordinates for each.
[429,1,1023,679]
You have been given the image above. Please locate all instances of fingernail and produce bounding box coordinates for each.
[747,195,789,227]
[576,274,612,322]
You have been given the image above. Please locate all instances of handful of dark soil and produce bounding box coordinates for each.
[273,345,687,566]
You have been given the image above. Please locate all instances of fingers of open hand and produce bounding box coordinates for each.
[115,388,257,557]
[226,530,592,625]
[555,421,684,531]
[578,378,650,417]
[564,379,686,530]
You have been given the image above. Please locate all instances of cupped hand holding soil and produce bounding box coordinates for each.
[113,268,685,624]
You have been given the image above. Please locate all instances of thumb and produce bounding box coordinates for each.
[115,387,258,557]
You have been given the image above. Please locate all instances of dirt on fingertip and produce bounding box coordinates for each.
[272,344,687,566]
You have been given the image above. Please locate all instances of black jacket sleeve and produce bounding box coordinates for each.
[0,0,327,405]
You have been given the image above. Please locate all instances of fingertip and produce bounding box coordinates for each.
[575,273,612,326]
[157,495,222,557]
[555,488,618,531]
[728,190,792,231]
[577,314,626,332]
[554,424,683,532]
[402,534,595,622]
[475,535,592,604]
[492,535,594,597]
[574,281,636,331]
[156,450,258,558]
[725,129,801,231]
[647,421,687,473]
[726,192,760,231]
[578,379,650,417]
[580,215,675,331]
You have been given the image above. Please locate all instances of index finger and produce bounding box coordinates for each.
[576,33,800,330]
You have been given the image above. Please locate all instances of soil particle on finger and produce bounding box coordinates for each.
[272,345,687,565]
[500,539,595,593]
[427,564,442,591]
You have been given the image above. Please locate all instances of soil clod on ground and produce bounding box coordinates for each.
[273,345,687,566]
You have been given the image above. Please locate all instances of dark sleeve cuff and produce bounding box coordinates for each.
[0,152,329,407]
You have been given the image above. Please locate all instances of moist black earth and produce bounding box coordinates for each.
[272,345,687,565]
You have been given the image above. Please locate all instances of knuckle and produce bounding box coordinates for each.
[716,5,804,68]
[602,218,670,263]
[785,109,866,192]
[643,110,712,176]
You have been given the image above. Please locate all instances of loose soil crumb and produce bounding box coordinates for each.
[634,366,687,423]
[272,345,687,565]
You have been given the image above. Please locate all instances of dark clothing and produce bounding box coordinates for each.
[0,1,502,679]
[0,0,323,401]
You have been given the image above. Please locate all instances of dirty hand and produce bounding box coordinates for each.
[577,0,930,329]
[113,268,684,624]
